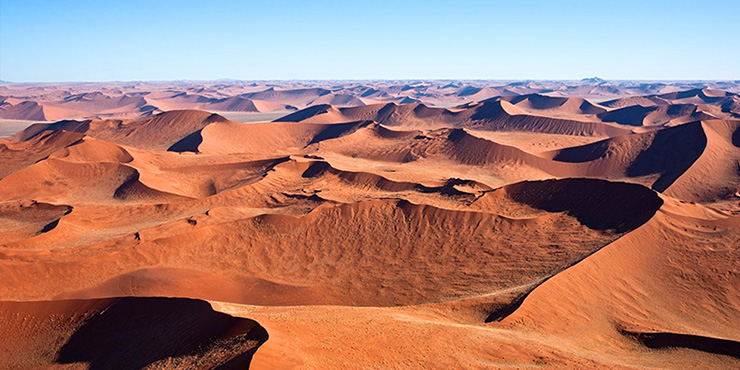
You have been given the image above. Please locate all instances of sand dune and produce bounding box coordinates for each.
[1,86,739,369]
[601,88,739,108]
[278,100,631,136]
[662,120,740,201]
[13,110,227,150]
[0,130,85,178]
[198,119,372,155]
[241,87,331,107]
[491,201,740,369]
[0,178,660,307]
[547,122,708,192]
[498,94,608,116]
[0,297,267,369]
[2,81,739,123]
[597,103,731,126]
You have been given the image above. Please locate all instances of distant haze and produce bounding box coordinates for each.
[1,0,739,81]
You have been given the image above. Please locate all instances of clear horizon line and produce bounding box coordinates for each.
[2,78,739,84]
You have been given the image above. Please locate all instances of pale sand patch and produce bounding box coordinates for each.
[467,130,609,154]
[211,110,294,123]
[0,119,42,139]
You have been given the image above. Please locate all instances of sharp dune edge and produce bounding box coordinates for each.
[1,82,739,369]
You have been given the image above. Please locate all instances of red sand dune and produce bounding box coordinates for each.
[0,84,739,369]
[0,297,267,369]
[12,110,227,150]
[2,81,738,123]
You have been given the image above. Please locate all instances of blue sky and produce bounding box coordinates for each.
[1,0,738,81]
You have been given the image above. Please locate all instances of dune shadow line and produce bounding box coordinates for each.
[622,330,740,359]
[56,297,268,370]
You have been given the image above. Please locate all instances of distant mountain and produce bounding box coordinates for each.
[581,76,606,84]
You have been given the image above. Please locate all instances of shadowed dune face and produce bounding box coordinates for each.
[0,200,72,244]
[624,122,707,191]
[0,297,267,370]
[550,123,707,190]
[1,84,740,369]
[503,178,663,232]
[621,330,740,360]
[733,124,740,147]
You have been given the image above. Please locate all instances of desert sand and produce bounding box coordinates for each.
[0,81,739,369]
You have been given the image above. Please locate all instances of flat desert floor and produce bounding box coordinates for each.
[0,80,739,369]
